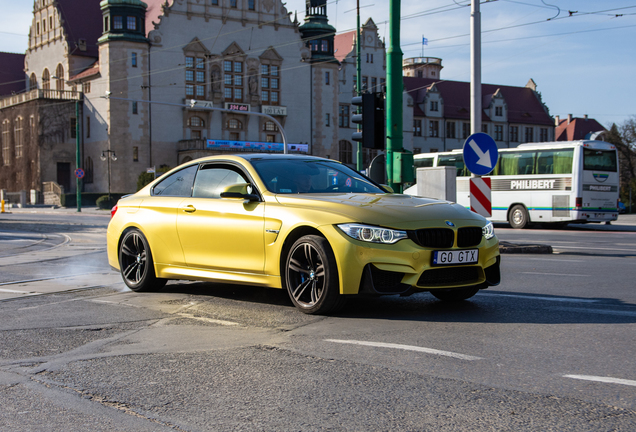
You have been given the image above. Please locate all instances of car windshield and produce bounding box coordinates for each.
[250,158,385,194]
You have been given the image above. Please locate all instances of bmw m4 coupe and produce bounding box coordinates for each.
[107,154,500,314]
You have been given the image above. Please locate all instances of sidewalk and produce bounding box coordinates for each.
[1,204,111,217]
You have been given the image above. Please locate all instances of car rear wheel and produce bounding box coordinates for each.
[509,204,529,229]
[284,235,344,314]
[430,286,480,302]
[119,229,166,292]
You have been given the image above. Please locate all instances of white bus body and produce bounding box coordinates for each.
[406,140,619,228]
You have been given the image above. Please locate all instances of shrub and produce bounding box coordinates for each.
[96,195,116,210]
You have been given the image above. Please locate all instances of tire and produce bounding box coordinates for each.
[430,286,480,302]
[118,229,167,292]
[284,235,345,314]
[509,204,529,229]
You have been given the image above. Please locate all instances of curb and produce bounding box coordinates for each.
[499,241,553,254]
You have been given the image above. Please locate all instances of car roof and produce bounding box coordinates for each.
[193,153,335,164]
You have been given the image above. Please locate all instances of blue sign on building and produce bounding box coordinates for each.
[462,133,499,176]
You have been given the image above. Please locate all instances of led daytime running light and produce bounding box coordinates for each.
[337,224,407,244]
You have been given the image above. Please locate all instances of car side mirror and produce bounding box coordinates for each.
[380,184,394,193]
[220,183,260,201]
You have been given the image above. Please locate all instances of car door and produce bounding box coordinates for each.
[176,163,265,273]
[139,164,198,266]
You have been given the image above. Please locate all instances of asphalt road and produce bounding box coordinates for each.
[1,209,635,431]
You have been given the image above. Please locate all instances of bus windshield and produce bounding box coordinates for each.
[583,149,617,172]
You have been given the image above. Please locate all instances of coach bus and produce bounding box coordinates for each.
[405,140,619,228]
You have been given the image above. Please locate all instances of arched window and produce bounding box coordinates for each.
[227,119,242,129]
[55,64,64,91]
[1,120,10,166]
[188,116,205,127]
[263,121,277,132]
[29,73,37,91]
[42,69,50,90]
[84,157,94,184]
[14,117,23,158]
[339,140,352,165]
[188,116,205,140]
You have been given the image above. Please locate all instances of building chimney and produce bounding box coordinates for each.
[584,114,588,120]
[567,114,572,124]
[555,115,560,126]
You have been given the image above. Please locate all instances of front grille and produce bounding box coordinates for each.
[417,267,480,287]
[409,228,454,248]
[457,227,483,247]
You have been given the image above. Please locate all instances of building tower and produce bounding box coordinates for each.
[96,0,151,194]
[299,0,339,157]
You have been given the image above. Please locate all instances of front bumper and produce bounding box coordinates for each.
[323,225,501,295]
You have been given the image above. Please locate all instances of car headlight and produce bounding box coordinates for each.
[482,221,495,240]
[337,223,408,244]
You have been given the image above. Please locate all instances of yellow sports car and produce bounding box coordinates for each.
[107,154,500,314]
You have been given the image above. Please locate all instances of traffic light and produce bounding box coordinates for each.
[351,92,385,150]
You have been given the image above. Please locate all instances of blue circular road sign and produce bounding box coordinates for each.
[462,132,499,176]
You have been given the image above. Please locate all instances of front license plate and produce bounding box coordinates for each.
[432,249,479,266]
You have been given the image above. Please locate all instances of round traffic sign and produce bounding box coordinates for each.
[462,133,499,176]
[74,168,85,179]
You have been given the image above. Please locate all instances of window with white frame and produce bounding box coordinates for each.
[510,126,519,142]
[413,119,422,137]
[260,64,279,105]
[495,125,503,141]
[495,106,503,116]
[224,59,244,102]
[429,120,439,137]
[430,101,438,112]
[339,105,350,128]
[14,117,23,158]
[540,128,548,142]
[186,56,206,99]
[525,127,533,142]
[2,120,10,165]
[446,121,456,138]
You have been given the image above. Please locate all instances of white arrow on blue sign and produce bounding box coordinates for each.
[462,132,499,176]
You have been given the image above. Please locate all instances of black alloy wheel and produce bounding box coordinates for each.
[118,229,166,292]
[285,235,344,314]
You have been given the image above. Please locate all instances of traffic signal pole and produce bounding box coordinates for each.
[355,0,363,171]
[386,0,403,191]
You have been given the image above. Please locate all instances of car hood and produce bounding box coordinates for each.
[274,193,485,229]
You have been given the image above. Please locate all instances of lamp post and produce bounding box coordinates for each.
[100,150,117,203]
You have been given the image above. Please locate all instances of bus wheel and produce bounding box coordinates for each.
[509,205,529,229]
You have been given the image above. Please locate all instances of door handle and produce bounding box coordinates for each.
[181,204,196,213]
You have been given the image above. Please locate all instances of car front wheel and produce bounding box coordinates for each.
[118,229,166,292]
[284,235,344,314]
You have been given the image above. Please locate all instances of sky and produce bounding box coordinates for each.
[0,0,634,128]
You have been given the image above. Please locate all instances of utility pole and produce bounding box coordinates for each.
[355,0,363,171]
[470,0,481,136]
[75,98,82,212]
[386,0,403,191]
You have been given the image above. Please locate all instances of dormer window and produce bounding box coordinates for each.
[127,16,137,30]
[495,106,503,116]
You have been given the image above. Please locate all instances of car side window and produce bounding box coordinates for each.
[152,165,198,197]
[192,165,249,198]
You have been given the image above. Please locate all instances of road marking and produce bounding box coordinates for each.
[520,272,589,277]
[564,375,636,387]
[324,339,483,361]
[0,288,36,294]
[177,313,240,326]
[506,257,584,262]
[552,306,636,317]
[553,245,636,252]
[483,293,599,303]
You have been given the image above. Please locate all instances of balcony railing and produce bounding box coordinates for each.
[0,88,82,109]
[403,57,442,66]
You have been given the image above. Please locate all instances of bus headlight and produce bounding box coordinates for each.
[337,223,408,244]
[482,221,495,240]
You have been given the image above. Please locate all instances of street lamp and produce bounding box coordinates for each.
[100,150,117,202]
